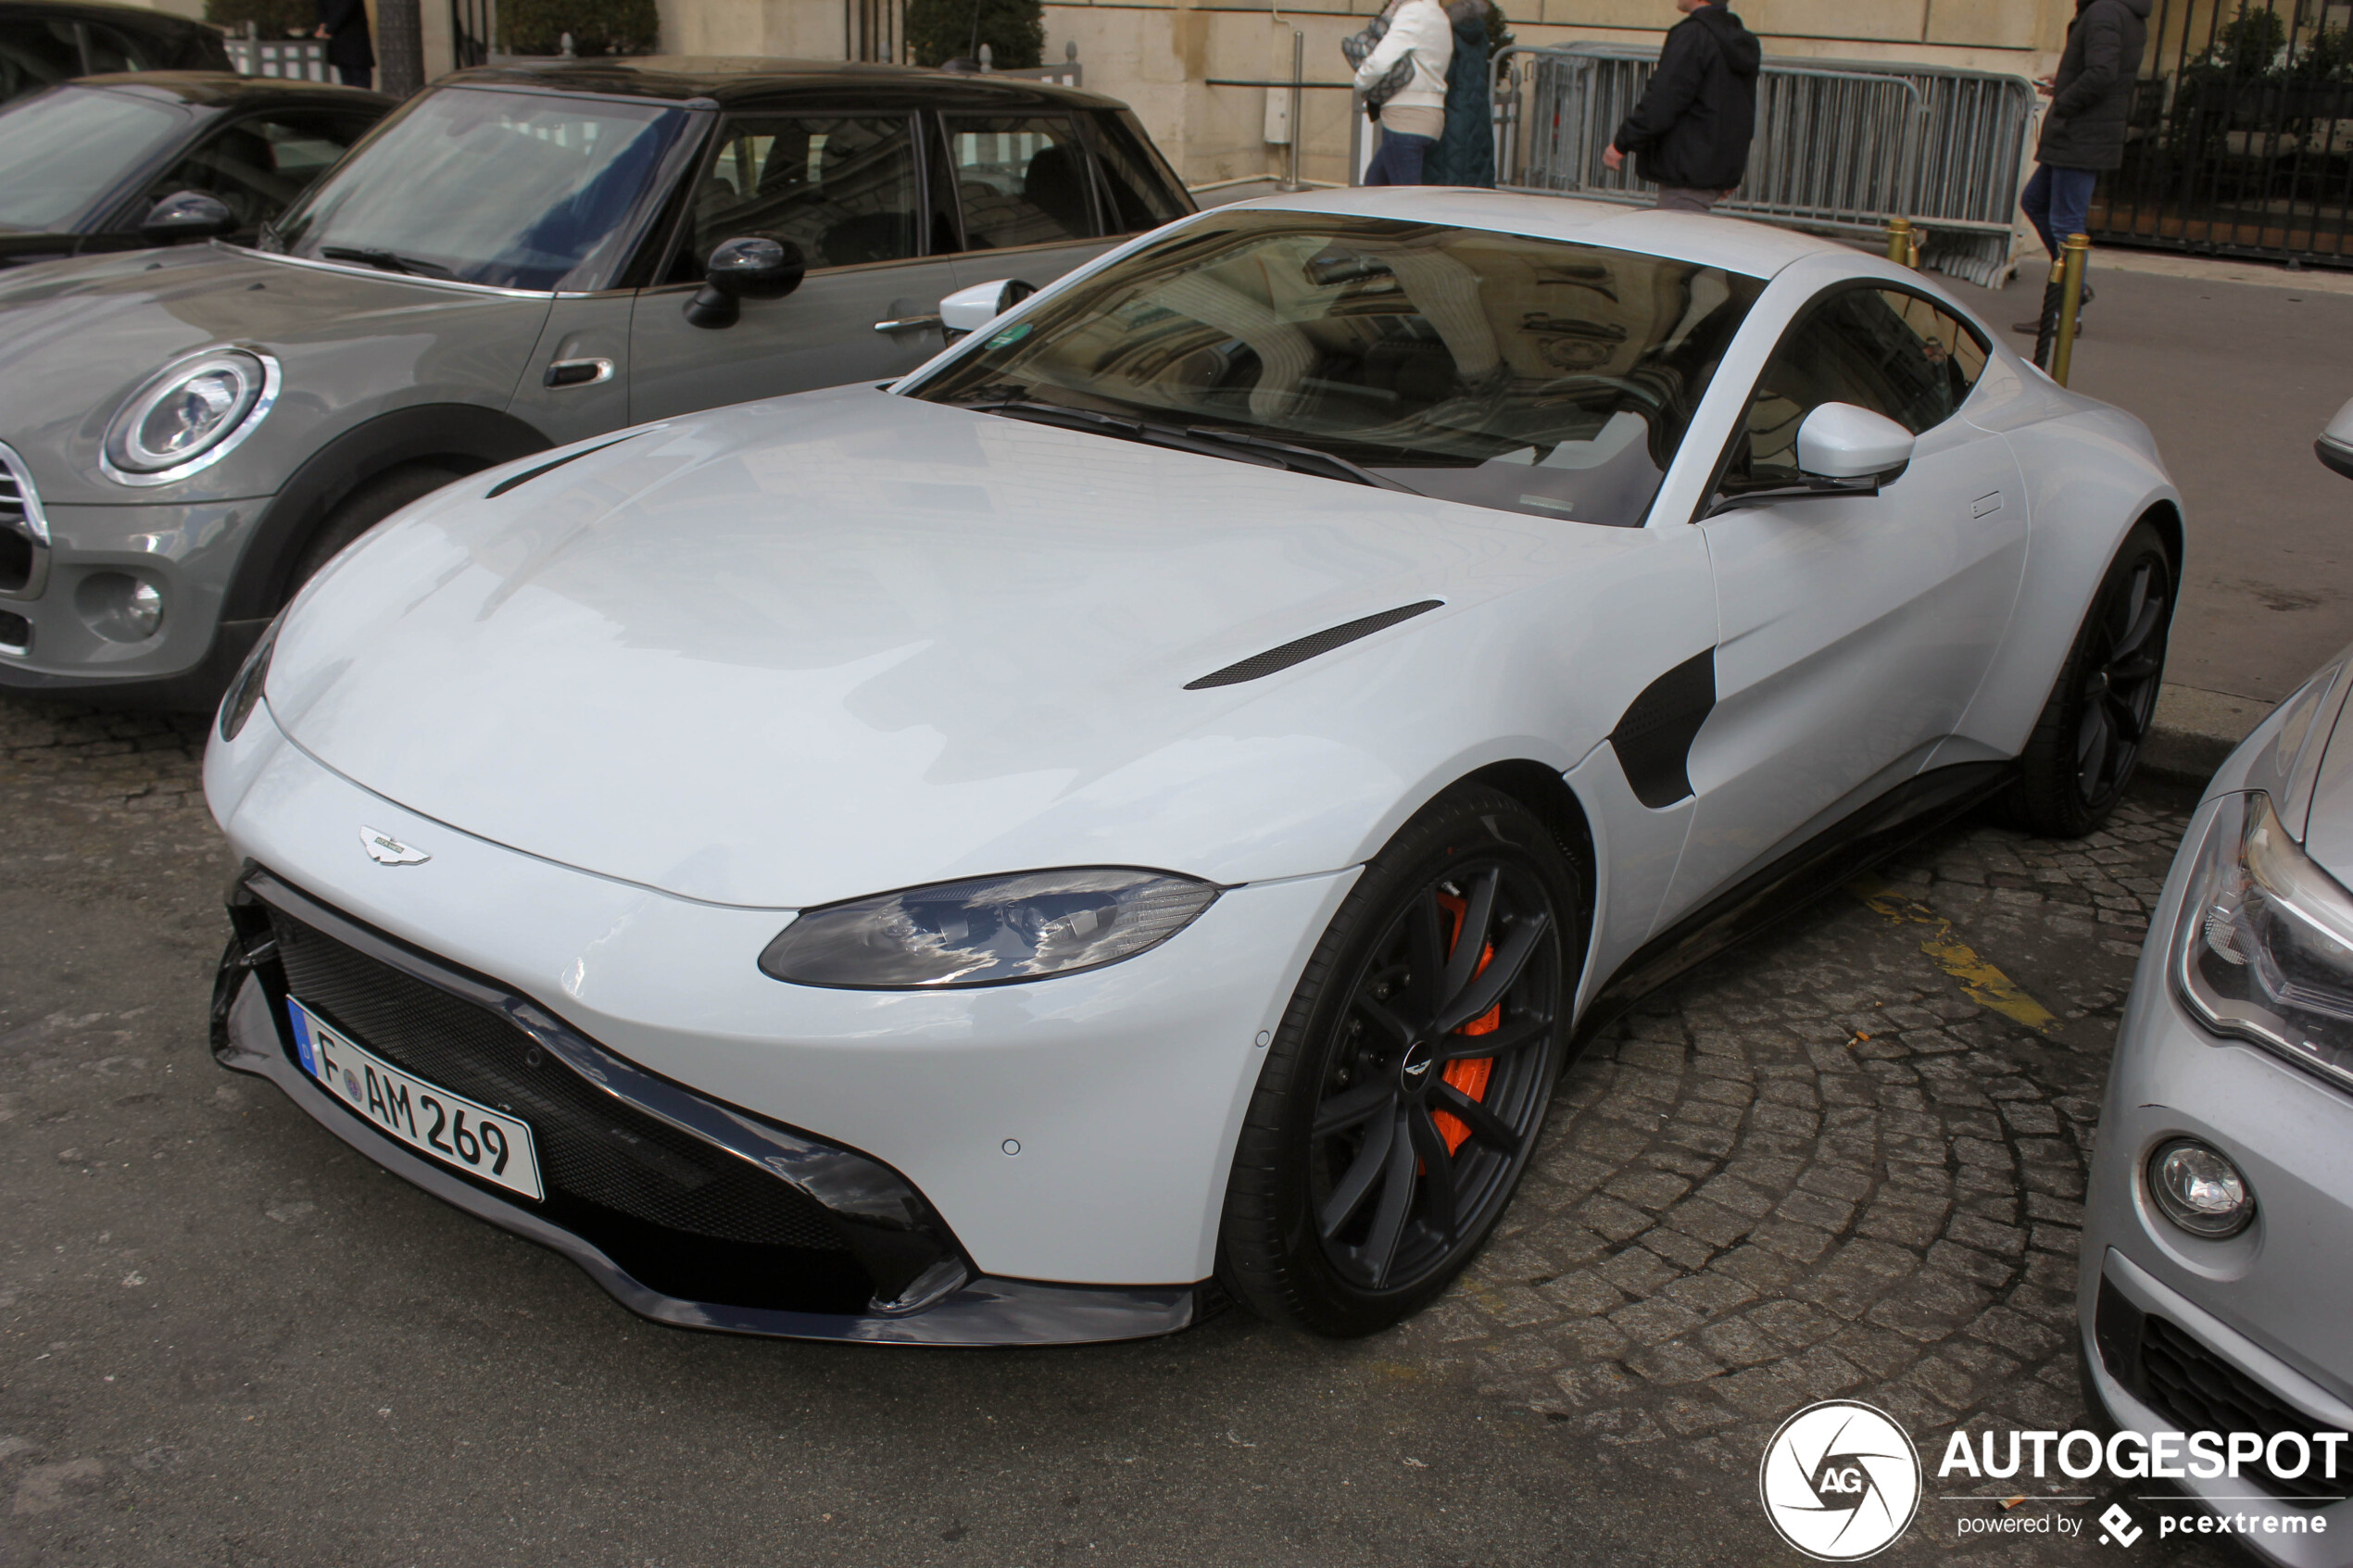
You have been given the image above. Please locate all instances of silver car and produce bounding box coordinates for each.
[2078,396,2353,1559]
[0,57,1192,705]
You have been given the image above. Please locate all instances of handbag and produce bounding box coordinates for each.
[1342,16,1416,111]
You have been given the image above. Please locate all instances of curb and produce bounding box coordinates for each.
[2142,683,2275,787]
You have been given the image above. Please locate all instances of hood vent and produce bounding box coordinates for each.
[1185,599,1443,690]
[485,433,637,500]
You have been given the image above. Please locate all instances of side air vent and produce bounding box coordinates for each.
[0,442,52,600]
[1610,647,1716,809]
[1184,599,1443,690]
[484,433,637,499]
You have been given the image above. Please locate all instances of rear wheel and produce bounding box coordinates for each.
[2005,519,2173,837]
[1218,786,1584,1336]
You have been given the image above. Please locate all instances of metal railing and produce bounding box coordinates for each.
[1495,44,2040,287]
[224,29,333,82]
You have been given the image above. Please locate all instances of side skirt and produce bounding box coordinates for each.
[1574,760,2016,1044]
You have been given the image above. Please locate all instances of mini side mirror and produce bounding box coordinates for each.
[2320,395,2353,483]
[1796,402,1916,483]
[140,190,236,245]
[684,236,806,329]
[938,277,1036,343]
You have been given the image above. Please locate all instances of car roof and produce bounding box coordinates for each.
[1220,185,1859,280]
[435,56,1126,113]
[0,0,224,37]
[64,69,394,108]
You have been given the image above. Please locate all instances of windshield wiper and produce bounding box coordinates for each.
[967,400,1416,494]
[320,245,453,278]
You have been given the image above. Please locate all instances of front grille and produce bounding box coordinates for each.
[0,609,24,654]
[0,442,47,598]
[2099,1279,2351,1506]
[264,904,877,1313]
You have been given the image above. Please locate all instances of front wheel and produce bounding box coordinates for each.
[1218,785,1586,1337]
[2004,519,2174,837]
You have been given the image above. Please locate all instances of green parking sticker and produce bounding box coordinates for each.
[987,322,1032,349]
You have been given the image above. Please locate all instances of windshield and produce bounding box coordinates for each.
[911,211,1763,526]
[0,86,188,232]
[269,87,687,291]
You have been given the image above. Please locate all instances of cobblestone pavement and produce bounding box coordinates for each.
[1,688,2233,1564]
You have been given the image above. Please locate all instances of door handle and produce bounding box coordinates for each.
[544,358,613,388]
[873,314,942,334]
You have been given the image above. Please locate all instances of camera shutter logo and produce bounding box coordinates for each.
[1758,1399,1922,1560]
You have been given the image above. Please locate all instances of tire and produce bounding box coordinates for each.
[1218,785,1587,1336]
[287,464,465,592]
[2004,519,2174,837]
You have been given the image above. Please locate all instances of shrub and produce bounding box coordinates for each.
[201,0,314,40]
[500,0,658,56]
[904,0,1043,70]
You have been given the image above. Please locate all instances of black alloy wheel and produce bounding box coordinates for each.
[2007,519,2174,837]
[1219,785,1584,1336]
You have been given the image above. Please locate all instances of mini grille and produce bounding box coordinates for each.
[0,447,40,596]
[266,907,850,1254]
[2138,1314,2350,1506]
[0,610,24,654]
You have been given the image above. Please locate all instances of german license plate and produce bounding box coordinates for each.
[288,998,544,1200]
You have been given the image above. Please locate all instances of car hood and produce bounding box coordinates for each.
[258,384,1647,908]
[0,243,547,504]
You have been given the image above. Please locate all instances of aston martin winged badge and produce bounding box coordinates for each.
[359,826,430,866]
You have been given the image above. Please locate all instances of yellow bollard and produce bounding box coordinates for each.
[2050,232,2090,387]
[1885,216,1914,269]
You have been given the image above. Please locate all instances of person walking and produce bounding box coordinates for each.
[2013,0,2151,336]
[1353,0,1453,187]
[314,0,375,90]
[1425,0,1497,188]
[1601,0,1760,213]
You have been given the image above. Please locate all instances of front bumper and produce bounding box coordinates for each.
[213,865,1210,1347]
[2078,796,2353,1561]
[0,494,270,705]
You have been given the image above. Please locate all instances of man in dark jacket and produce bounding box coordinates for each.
[1602,0,1761,213]
[315,0,375,90]
[2015,0,2150,333]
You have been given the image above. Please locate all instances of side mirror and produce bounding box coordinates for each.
[683,236,806,329]
[2320,395,2353,482]
[938,277,1036,343]
[1796,402,1916,484]
[140,190,236,245]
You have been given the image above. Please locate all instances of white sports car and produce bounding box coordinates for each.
[204,189,2183,1345]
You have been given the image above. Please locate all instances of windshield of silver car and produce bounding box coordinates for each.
[0,86,186,231]
[911,211,1765,527]
[265,87,687,291]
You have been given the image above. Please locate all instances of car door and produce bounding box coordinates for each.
[626,109,959,423]
[1660,285,2027,922]
[940,110,1114,303]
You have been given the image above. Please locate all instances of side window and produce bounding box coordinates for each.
[139,112,374,232]
[678,115,921,277]
[1089,110,1187,233]
[0,19,85,98]
[944,115,1096,250]
[79,21,146,74]
[1731,287,1990,487]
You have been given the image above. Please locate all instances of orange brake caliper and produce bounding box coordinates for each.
[1431,892,1501,1156]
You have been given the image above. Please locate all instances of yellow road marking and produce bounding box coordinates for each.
[1847,875,2058,1035]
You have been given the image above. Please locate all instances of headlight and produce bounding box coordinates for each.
[102,348,279,486]
[2175,790,2353,1090]
[759,868,1220,989]
[216,612,281,743]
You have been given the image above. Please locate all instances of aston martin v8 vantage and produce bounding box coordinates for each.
[203,189,2183,1345]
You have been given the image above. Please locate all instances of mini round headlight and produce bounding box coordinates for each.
[102,348,279,485]
[2146,1136,2256,1239]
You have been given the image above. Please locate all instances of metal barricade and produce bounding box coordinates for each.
[224,31,333,82]
[1496,44,2039,287]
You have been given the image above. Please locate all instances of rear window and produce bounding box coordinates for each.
[912,210,1763,527]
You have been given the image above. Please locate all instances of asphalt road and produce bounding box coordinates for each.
[0,695,2248,1567]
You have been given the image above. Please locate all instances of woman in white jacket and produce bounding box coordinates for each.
[1353,0,1454,185]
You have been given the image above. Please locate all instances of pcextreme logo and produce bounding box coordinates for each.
[1758,1400,1924,1561]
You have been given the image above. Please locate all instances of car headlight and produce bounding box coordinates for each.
[2175,790,2353,1091]
[759,868,1221,989]
[216,611,281,743]
[102,348,280,486]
